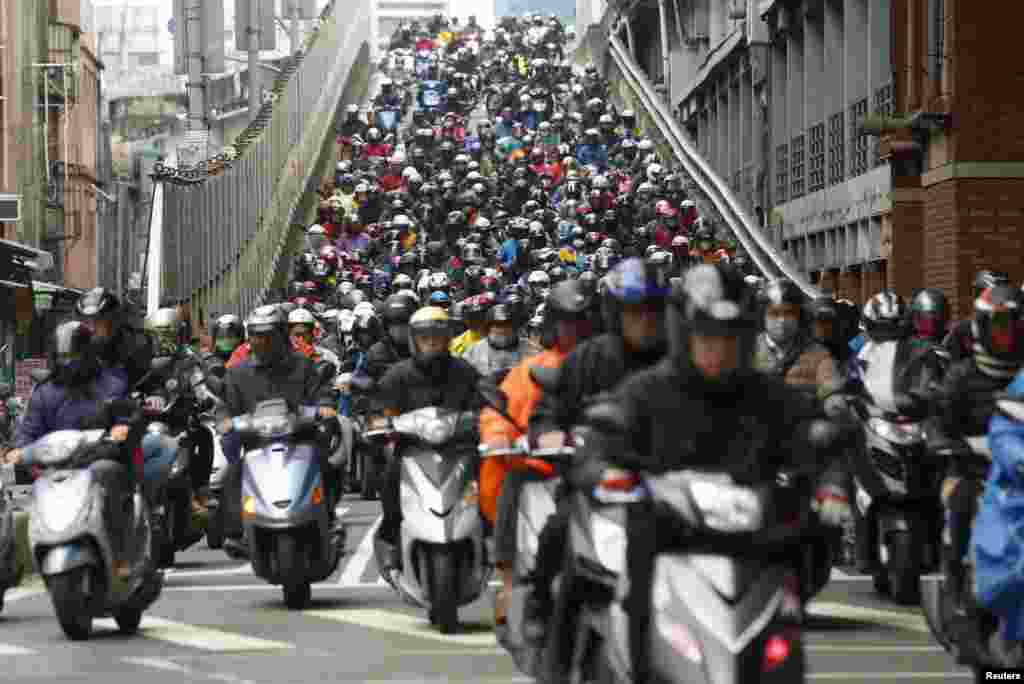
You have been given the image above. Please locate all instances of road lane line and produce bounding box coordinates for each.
[166,564,254,579]
[162,582,389,592]
[829,569,874,581]
[339,514,381,586]
[807,601,931,634]
[807,673,970,680]
[805,644,943,652]
[97,616,294,652]
[306,607,498,648]
[0,644,37,656]
[122,657,191,673]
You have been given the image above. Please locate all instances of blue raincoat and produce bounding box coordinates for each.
[974,370,1024,639]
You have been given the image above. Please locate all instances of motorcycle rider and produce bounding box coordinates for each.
[548,263,852,681]
[218,305,342,556]
[75,287,153,387]
[479,279,599,624]
[944,270,1010,362]
[909,287,952,356]
[462,303,532,377]
[6,322,139,573]
[929,284,1024,661]
[370,306,484,576]
[365,293,416,379]
[450,295,489,355]
[753,278,843,400]
[204,314,244,371]
[287,307,342,370]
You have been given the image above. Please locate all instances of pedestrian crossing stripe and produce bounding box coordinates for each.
[94,616,295,651]
[806,601,930,634]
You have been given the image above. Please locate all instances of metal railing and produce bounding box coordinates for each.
[145,0,373,319]
[603,33,821,298]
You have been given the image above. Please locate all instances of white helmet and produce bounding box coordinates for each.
[288,308,316,326]
[353,301,376,318]
[428,272,449,290]
[393,214,412,229]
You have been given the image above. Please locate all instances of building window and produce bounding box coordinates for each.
[849,98,869,177]
[828,112,845,186]
[873,83,894,167]
[791,134,806,199]
[808,123,825,193]
[776,143,789,204]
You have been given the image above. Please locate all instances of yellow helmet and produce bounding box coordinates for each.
[408,306,452,369]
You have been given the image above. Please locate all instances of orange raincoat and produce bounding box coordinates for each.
[478,347,568,525]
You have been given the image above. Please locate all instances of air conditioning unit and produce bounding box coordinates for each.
[0,194,20,222]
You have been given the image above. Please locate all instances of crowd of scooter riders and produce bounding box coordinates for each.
[3,10,1024,683]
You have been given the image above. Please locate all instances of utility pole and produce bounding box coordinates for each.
[248,0,261,120]
[183,0,209,165]
[289,0,300,54]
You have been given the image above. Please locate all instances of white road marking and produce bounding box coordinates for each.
[162,582,389,592]
[166,564,254,579]
[829,568,874,581]
[306,607,499,648]
[807,602,931,634]
[807,673,970,680]
[3,587,45,603]
[805,644,943,653]
[122,657,191,673]
[96,616,294,651]
[338,514,381,586]
[0,644,37,656]
[207,673,259,684]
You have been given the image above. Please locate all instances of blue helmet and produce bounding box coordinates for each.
[602,257,670,338]
[429,290,451,307]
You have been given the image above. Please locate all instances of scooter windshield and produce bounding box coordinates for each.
[28,429,106,467]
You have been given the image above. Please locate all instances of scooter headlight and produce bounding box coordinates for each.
[591,513,625,575]
[867,417,924,445]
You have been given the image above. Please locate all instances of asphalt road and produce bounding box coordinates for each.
[0,494,973,684]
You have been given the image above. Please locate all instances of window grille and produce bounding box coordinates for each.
[790,134,805,199]
[776,143,788,204]
[828,112,845,186]
[808,123,825,193]
[873,84,894,167]
[849,98,869,177]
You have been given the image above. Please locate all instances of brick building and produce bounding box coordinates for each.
[884,0,1024,318]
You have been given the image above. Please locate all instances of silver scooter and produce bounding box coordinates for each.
[28,427,163,640]
[367,406,489,634]
[548,468,812,683]
[0,462,23,612]
[235,398,346,609]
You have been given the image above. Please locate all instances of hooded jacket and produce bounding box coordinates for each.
[16,368,130,449]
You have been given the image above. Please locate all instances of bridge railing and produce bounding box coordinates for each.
[145,0,374,321]
[578,24,820,297]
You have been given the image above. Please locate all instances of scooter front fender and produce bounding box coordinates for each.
[40,543,99,576]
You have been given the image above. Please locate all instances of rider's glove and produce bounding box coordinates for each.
[813,485,852,527]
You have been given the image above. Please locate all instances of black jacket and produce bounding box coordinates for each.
[572,360,826,492]
[220,352,335,418]
[371,357,483,416]
[931,357,1015,440]
[99,327,153,389]
[529,333,665,438]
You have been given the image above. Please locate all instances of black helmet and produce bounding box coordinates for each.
[51,321,99,385]
[668,263,758,379]
[861,291,909,342]
[352,312,383,351]
[211,314,244,357]
[972,285,1024,372]
[909,288,949,341]
[545,279,594,322]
